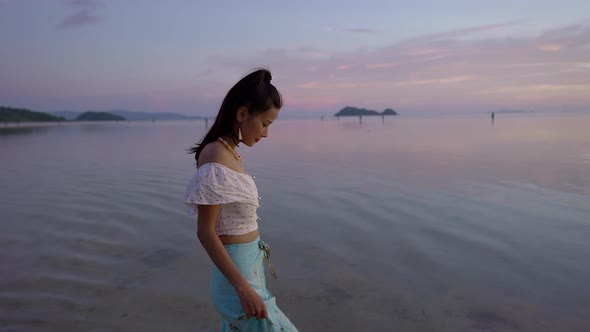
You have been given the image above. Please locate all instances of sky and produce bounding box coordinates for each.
[1,0,589,117]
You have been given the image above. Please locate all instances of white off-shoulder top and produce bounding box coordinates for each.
[184,162,261,236]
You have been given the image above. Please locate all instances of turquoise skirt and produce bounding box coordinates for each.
[210,237,298,332]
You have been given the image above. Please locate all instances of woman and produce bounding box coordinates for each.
[184,68,298,331]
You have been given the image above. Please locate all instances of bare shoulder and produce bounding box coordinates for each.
[198,140,233,167]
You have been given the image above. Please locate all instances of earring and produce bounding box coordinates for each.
[238,127,243,141]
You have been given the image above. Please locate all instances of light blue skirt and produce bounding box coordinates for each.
[210,236,298,332]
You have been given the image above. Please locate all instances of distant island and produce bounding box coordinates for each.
[53,110,206,121]
[335,106,398,117]
[109,110,205,121]
[2,105,208,124]
[75,111,126,121]
[0,106,65,122]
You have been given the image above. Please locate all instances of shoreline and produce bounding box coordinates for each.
[0,119,208,129]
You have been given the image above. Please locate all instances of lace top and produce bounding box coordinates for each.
[184,162,261,236]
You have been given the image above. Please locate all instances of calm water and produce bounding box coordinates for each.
[1,114,589,331]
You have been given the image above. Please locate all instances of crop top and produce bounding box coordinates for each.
[184,162,261,236]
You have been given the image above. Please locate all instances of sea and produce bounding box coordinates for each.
[1,112,589,331]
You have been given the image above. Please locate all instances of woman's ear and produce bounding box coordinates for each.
[236,106,249,122]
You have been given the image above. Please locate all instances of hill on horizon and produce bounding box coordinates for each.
[51,110,206,121]
[75,111,125,121]
[1,106,65,122]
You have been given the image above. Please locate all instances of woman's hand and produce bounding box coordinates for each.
[237,285,268,320]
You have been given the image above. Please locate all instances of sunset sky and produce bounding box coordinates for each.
[1,0,589,117]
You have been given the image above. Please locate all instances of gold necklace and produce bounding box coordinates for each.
[218,137,243,162]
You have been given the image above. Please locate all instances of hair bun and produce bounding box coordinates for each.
[263,72,272,83]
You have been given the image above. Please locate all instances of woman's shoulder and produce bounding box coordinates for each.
[198,141,246,175]
[198,140,228,166]
[198,141,239,171]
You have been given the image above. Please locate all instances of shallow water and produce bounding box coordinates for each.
[1,113,589,331]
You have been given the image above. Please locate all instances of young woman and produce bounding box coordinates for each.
[184,68,298,331]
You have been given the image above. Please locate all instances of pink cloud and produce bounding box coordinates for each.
[366,62,400,69]
[297,82,320,89]
[283,95,345,110]
[413,20,526,42]
[406,48,451,57]
[395,76,472,86]
[479,84,590,95]
[537,44,564,52]
[296,82,357,89]
[201,22,590,112]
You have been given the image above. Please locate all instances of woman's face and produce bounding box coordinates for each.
[240,106,279,147]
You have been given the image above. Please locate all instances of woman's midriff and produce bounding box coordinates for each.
[218,229,259,245]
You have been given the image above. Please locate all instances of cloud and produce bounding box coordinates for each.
[69,0,99,9]
[537,44,564,52]
[57,0,102,29]
[57,10,100,29]
[405,48,451,57]
[296,82,357,89]
[479,84,590,95]
[445,20,524,36]
[408,20,526,43]
[366,62,400,69]
[193,22,590,112]
[297,82,320,89]
[341,28,380,35]
[395,76,472,86]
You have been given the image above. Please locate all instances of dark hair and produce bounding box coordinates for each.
[188,68,282,166]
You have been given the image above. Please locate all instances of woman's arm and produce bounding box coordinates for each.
[197,204,268,320]
[196,204,249,291]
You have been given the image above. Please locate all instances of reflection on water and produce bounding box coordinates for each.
[0,127,36,136]
[1,114,589,331]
